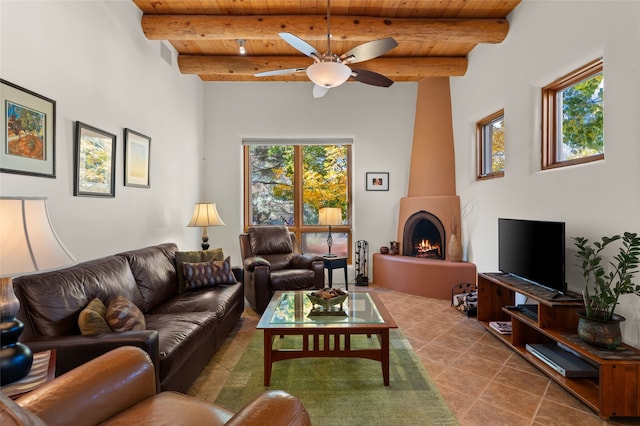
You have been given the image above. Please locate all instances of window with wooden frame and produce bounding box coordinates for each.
[243,139,352,260]
[476,109,505,180]
[542,58,604,169]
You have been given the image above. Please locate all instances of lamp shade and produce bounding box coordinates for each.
[0,197,76,278]
[306,62,351,88]
[318,207,342,226]
[187,203,225,227]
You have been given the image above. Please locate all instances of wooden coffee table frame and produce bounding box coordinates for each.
[257,291,398,386]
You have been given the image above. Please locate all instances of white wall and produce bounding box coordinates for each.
[203,82,417,280]
[451,0,640,346]
[0,1,204,261]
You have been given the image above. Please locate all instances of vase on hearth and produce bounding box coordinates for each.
[389,241,399,255]
[448,234,463,262]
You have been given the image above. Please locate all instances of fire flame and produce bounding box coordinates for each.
[416,239,441,257]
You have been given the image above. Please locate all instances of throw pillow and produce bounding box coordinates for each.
[78,298,112,335]
[105,295,146,332]
[182,256,237,291]
[175,248,224,293]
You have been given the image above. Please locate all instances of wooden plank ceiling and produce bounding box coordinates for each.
[132,0,522,82]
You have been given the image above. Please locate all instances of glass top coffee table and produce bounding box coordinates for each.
[257,290,398,386]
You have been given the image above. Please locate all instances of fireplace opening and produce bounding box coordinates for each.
[402,211,445,259]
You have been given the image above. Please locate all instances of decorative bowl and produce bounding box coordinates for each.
[307,288,348,309]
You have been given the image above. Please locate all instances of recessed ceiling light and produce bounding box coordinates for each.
[236,39,246,55]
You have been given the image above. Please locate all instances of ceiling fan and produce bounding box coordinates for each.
[254,0,398,98]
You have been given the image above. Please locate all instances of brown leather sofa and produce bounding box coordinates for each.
[239,226,325,313]
[0,346,311,426]
[13,243,244,392]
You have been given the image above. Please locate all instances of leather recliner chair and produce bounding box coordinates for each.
[239,226,324,313]
[0,346,311,426]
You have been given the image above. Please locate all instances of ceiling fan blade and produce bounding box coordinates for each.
[351,69,394,87]
[340,37,398,64]
[279,32,321,61]
[254,67,306,77]
[313,85,330,98]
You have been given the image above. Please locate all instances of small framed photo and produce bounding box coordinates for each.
[123,128,151,188]
[1,79,56,178]
[74,121,116,197]
[366,172,389,191]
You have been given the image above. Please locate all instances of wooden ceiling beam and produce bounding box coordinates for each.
[177,55,468,81]
[142,15,509,44]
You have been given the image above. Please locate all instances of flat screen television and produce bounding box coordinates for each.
[498,218,566,294]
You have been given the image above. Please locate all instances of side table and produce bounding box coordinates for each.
[1,349,56,399]
[323,256,348,290]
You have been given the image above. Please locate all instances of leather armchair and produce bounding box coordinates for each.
[239,226,324,313]
[0,346,311,426]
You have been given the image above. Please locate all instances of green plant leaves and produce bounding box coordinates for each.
[573,232,640,320]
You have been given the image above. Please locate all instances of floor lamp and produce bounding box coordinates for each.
[187,203,225,250]
[318,207,342,258]
[0,197,76,385]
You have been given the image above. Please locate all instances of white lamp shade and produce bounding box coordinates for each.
[306,62,351,88]
[318,207,342,226]
[0,197,76,277]
[187,203,225,227]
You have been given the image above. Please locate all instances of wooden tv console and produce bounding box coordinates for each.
[477,272,640,418]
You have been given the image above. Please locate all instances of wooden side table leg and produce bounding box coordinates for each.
[343,265,348,291]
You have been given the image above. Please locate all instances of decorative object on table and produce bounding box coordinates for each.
[74,121,117,197]
[123,128,151,188]
[187,202,225,250]
[355,240,369,286]
[307,288,348,310]
[318,207,342,257]
[0,80,56,178]
[254,0,397,98]
[389,241,400,255]
[379,246,389,254]
[573,232,640,349]
[365,172,389,191]
[0,197,75,385]
[0,350,53,397]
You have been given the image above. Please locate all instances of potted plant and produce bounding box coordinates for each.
[573,232,640,349]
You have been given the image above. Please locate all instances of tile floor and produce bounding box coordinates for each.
[189,285,640,425]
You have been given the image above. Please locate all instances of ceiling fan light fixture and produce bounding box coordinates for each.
[306,61,351,88]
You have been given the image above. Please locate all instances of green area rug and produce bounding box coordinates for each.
[215,329,457,425]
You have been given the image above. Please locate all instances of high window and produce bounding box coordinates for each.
[476,110,505,180]
[243,139,352,259]
[542,58,604,169]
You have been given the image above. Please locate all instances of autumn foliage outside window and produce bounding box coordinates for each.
[476,110,505,180]
[244,143,351,258]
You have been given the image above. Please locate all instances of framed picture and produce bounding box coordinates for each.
[366,172,389,191]
[74,121,116,197]
[123,128,151,188]
[1,79,56,178]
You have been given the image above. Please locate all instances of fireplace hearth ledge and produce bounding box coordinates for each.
[372,253,476,300]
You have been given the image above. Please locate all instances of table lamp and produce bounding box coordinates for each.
[187,203,225,250]
[318,207,342,257]
[0,197,76,385]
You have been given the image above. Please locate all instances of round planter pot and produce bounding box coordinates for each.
[577,312,625,350]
